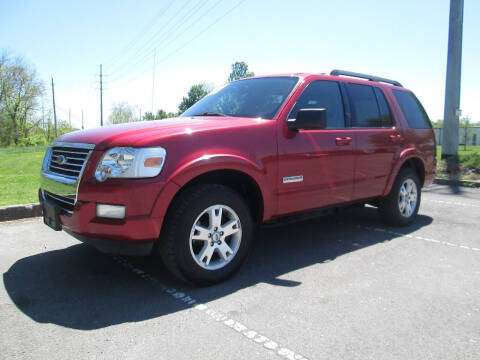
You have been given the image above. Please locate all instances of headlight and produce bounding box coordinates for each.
[95,147,166,182]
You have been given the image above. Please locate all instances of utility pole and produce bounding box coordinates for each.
[51,77,58,138]
[441,0,464,176]
[81,109,84,130]
[139,108,142,122]
[68,108,71,127]
[100,64,104,126]
[42,102,45,130]
[47,117,51,141]
[152,48,156,113]
[42,101,50,140]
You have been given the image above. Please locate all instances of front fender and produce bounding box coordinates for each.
[150,154,275,221]
[383,148,425,196]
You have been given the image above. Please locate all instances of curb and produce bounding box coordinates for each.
[0,203,42,222]
[433,178,480,188]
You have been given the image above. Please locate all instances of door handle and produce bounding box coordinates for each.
[389,134,403,143]
[335,136,352,146]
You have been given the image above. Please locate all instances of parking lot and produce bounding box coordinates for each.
[0,184,479,360]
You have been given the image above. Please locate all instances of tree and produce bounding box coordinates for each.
[0,51,45,146]
[460,117,474,151]
[155,109,176,119]
[143,109,177,121]
[108,102,137,124]
[178,84,209,113]
[228,61,254,82]
[143,111,155,120]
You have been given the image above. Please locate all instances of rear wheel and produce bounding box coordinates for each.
[158,184,253,285]
[379,168,421,226]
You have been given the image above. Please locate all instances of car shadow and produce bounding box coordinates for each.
[423,183,463,195]
[3,207,433,330]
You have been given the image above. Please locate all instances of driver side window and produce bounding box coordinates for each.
[288,81,345,128]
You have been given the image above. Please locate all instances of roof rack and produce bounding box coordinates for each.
[330,69,403,87]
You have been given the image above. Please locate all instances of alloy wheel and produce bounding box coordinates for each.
[398,178,418,218]
[189,204,242,270]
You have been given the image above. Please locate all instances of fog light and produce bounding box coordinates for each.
[96,204,125,219]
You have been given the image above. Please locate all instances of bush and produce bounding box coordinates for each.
[17,134,49,147]
[459,152,480,170]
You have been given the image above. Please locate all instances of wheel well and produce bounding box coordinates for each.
[400,157,425,186]
[170,170,264,223]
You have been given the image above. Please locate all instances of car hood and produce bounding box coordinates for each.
[56,116,266,150]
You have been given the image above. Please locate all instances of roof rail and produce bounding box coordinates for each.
[330,69,403,87]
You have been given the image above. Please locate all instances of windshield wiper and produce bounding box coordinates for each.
[192,112,226,117]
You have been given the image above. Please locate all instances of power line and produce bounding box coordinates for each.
[109,0,218,84]
[108,0,246,89]
[107,0,197,76]
[107,0,201,81]
[103,0,176,68]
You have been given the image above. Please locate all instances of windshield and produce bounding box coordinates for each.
[181,77,299,119]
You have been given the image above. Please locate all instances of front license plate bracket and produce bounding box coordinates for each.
[42,199,62,231]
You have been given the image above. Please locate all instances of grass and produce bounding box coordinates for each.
[0,146,47,206]
[436,145,480,180]
[0,145,478,207]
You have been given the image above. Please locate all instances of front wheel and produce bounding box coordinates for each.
[378,168,421,226]
[158,184,253,285]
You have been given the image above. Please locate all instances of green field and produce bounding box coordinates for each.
[0,145,478,207]
[436,145,480,169]
[436,146,480,180]
[0,146,47,206]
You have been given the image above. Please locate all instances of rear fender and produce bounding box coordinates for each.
[383,148,425,196]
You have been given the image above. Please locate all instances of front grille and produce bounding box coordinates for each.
[48,146,91,179]
[43,190,75,214]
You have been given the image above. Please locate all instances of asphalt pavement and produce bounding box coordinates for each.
[1,184,479,360]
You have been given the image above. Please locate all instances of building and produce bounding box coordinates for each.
[434,127,480,146]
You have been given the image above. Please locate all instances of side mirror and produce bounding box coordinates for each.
[287,108,327,131]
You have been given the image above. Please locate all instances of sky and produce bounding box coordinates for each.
[1,0,479,129]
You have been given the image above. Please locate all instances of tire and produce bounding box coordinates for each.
[157,184,254,285]
[378,168,421,227]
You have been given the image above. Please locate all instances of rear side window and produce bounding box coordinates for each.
[346,83,390,128]
[393,90,432,129]
[288,81,345,128]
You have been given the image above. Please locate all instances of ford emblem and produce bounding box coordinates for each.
[55,154,67,165]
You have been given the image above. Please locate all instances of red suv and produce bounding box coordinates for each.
[40,70,436,284]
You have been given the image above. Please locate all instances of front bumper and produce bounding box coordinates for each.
[64,229,154,256]
[39,142,173,256]
[39,189,162,255]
